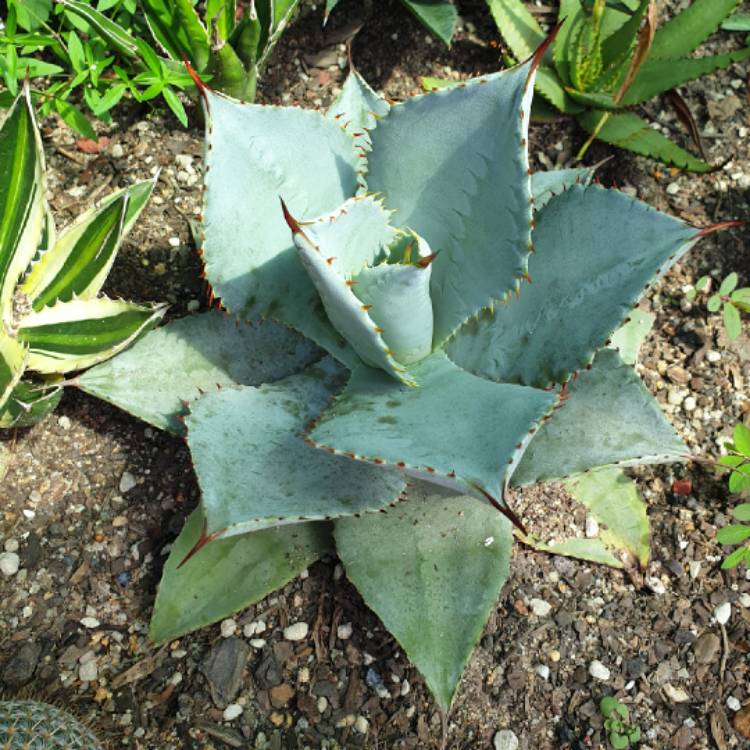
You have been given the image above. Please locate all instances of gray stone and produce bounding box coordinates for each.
[494,729,519,750]
[693,632,721,664]
[201,637,251,708]
[2,641,42,686]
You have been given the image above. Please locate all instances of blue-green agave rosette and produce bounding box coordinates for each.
[77,35,738,710]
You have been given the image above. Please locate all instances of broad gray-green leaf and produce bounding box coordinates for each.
[0,380,62,428]
[77,310,319,434]
[310,351,556,504]
[446,185,697,388]
[531,167,595,209]
[0,332,26,411]
[186,358,406,537]
[286,197,409,382]
[334,484,513,710]
[511,349,686,486]
[366,62,536,345]
[150,508,331,643]
[22,180,155,307]
[201,87,361,366]
[0,87,46,313]
[608,308,655,364]
[18,297,167,374]
[400,0,458,47]
[336,484,512,710]
[519,535,622,567]
[564,468,650,569]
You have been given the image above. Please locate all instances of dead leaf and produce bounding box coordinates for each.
[76,136,110,154]
[111,646,167,689]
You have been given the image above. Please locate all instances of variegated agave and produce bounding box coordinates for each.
[0,87,166,428]
[77,40,734,710]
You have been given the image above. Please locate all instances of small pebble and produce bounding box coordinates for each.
[689,561,701,579]
[706,350,721,363]
[249,639,266,649]
[589,660,611,681]
[666,182,680,195]
[168,236,181,248]
[739,593,750,608]
[58,415,71,430]
[283,622,309,641]
[714,602,731,625]
[80,617,100,629]
[78,659,98,682]
[337,622,353,640]
[683,396,696,412]
[585,516,599,538]
[119,471,137,494]
[3,539,18,553]
[220,619,237,637]
[535,664,550,680]
[727,696,741,711]
[111,143,124,158]
[646,576,666,595]
[223,703,243,721]
[0,552,20,577]
[529,598,552,617]
[317,696,328,713]
[664,683,690,703]
[354,716,369,734]
[494,729,519,750]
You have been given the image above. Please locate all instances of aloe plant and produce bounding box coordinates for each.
[486,0,750,171]
[0,86,165,428]
[59,0,299,103]
[324,0,458,47]
[77,38,736,712]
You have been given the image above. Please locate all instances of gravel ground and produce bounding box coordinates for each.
[1,1,750,748]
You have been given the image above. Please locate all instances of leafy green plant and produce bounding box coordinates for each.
[76,38,731,711]
[0,86,165,428]
[60,0,301,104]
[686,272,749,340]
[716,423,750,569]
[600,696,641,749]
[324,0,458,47]
[0,700,102,749]
[486,0,750,170]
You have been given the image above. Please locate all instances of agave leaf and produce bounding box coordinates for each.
[553,0,586,86]
[485,0,546,60]
[310,351,557,505]
[0,380,62,428]
[510,349,686,486]
[521,535,622,567]
[601,0,651,67]
[141,0,209,69]
[577,110,713,171]
[206,43,257,101]
[150,508,332,643]
[285,197,410,383]
[18,297,167,374]
[77,310,319,434]
[400,0,458,47]
[620,48,750,106]
[531,166,595,209]
[367,62,536,345]
[608,308,655,364]
[446,184,697,388]
[335,484,512,710]
[201,86,361,367]
[649,0,739,60]
[0,87,46,315]
[0,331,27,411]
[353,239,434,365]
[564,468,650,569]
[186,358,406,538]
[536,65,585,114]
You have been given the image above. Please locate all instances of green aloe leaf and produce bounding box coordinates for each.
[621,49,750,106]
[0,87,46,313]
[200,86,361,367]
[601,0,650,67]
[366,62,536,345]
[0,331,27,411]
[446,185,696,388]
[285,196,410,383]
[0,380,62,428]
[150,507,332,642]
[310,351,556,505]
[535,66,585,114]
[336,484,512,710]
[608,308,655,365]
[186,358,406,537]
[531,166,596,209]
[564,468,650,569]
[17,297,167,374]
[723,13,750,31]
[206,43,256,101]
[649,0,739,60]
[142,0,210,70]
[577,111,713,172]
[511,349,687,486]
[485,0,546,60]
[400,0,458,47]
[77,310,319,434]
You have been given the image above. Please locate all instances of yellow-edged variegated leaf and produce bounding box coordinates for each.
[22,179,155,308]
[0,330,28,411]
[0,86,46,315]
[17,297,167,374]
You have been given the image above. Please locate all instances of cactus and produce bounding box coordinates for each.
[78,36,739,710]
[0,85,166,428]
[0,700,102,749]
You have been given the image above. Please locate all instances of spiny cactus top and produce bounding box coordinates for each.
[76,34,736,709]
[0,700,102,750]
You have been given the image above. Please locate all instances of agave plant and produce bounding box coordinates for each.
[486,0,750,171]
[76,40,736,711]
[0,87,166,429]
